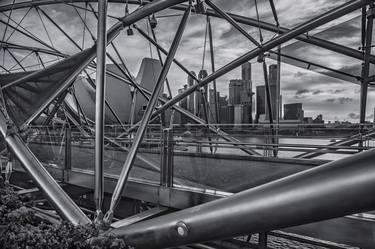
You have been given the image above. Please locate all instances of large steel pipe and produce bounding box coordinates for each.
[0,111,90,225]
[94,0,108,220]
[109,148,375,248]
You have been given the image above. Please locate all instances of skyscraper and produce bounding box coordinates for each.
[284,103,304,121]
[242,62,251,82]
[265,64,278,121]
[229,80,242,105]
[197,69,208,119]
[227,63,253,124]
[209,89,220,123]
[179,84,189,124]
[187,71,196,114]
[241,62,253,123]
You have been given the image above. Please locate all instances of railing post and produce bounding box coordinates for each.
[258,232,268,249]
[64,126,72,182]
[161,128,174,187]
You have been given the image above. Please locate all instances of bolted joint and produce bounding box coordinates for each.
[175,221,189,237]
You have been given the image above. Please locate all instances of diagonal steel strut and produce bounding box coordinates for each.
[104,5,191,223]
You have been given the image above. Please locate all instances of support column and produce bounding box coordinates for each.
[160,128,174,187]
[258,232,268,249]
[360,5,374,123]
[359,4,374,148]
[94,0,108,222]
[64,126,72,182]
[262,60,277,157]
[207,16,219,123]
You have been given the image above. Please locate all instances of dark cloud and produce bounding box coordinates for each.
[294,89,311,99]
[295,89,310,95]
[338,97,353,104]
[326,97,354,104]
[348,113,360,119]
[313,90,323,95]
[334,89,345,94]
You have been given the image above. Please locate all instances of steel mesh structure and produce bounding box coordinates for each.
[1,0,375,248]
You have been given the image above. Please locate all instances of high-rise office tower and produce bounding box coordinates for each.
[179,84,189,124]
[284,103,304,121]
[197,69,208,119]
[208,89,221,123]
[187,71,196,114]
[242,62,252,81]
[228,63,253,124]
[265,64,278,121]
[229,80,243,105]
[241,62,253,123]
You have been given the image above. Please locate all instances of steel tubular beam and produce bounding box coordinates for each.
[198,5,375,64]
[6,49,26,71]
[0,41,64,57]
[205,0,260,47]
[104,6,191,222]
[0,18,57,53]
[0,111,90,225]
[150,0,372,120]
[42,90,69,126]
[94,0,107,220]
[108,148,375,248]
[267,50,360,81]
[207,16,219,123]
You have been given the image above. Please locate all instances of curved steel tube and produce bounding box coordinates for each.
[108,148,375,248]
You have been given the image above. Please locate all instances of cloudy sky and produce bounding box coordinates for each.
[0,0,374,122]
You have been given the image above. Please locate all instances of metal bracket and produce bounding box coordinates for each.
[192,0,206,14]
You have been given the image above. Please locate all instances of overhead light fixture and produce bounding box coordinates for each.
[150,14,157,29]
